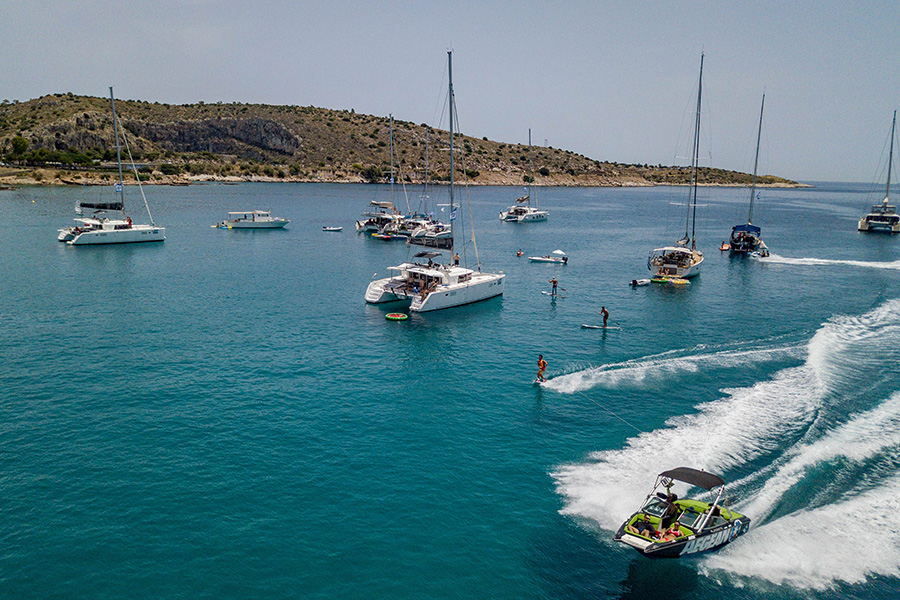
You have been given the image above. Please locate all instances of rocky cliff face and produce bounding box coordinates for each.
[125,117,302,159]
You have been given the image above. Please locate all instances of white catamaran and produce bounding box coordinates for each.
[730,94,766,254]
[858,110,900,233]
[365,51,505,312]
[648,54,705,279]
[500,129,548,223]
[58,87,165,245]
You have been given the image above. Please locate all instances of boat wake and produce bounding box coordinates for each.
[552,299,900,590]
[702,392,900,589]
[757,252,900,271]
[543,342,803,394]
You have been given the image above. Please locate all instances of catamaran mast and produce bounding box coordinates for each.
[748,93,765,224]
[688,53,704,249]
[886,110,896,206]
[109,86,125,214]
[448,51,455,254]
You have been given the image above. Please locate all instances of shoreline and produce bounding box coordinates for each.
[0,169,813,189]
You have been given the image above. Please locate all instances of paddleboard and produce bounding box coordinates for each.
[581,324,621,330]
[541,291,565,298]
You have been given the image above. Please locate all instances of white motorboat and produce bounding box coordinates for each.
[356,201,402,232]
[648,54,706,279]
[528,250,568,264]
[500,129,548,222]
[366,52,504,313]
[859,111,900,233]
[500,199,549,223]
[220,210,289,229]
[59,87,165,246]
[323,226,343,232]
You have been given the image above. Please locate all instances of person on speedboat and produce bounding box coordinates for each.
[625,514,657,539]
[661,493,679,528]
[661,521,685,542]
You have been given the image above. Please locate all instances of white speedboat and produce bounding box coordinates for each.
[366,52,504,313]
[528,250,568,264]
[323,226,343,232]
[859,111,900,233]
[59,87,165,246]
[500,130,548,222]
[648,54,706,279]
[221,210,289,229]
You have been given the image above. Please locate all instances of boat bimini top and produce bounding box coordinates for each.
[731,224,761,236]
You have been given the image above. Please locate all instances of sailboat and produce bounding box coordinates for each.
[858,110,900,233]
[365,51,505,312]
[499,129,548,222]
[405,126,452,248]
[58,87,165,245]
[647,54,705,279]
[730,94,766,253]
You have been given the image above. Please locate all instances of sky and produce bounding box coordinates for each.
[2,0,898,182]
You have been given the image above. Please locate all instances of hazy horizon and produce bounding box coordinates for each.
[2,1,897,183]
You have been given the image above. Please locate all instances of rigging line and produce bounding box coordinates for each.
[453,102,482,270]
[569,387,645,435]
[119,118,155,226]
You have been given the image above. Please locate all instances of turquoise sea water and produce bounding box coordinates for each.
[2,180,900,599]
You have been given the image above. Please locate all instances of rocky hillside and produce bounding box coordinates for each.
[0,93,799,187]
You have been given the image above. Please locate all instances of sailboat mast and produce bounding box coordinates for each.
[448,51,455,253]
[689,53,704,247]
[109,86,125,211]
[389,114,398,210]
[528,128,536,207]
[423,128,429,214]
[886,110,896,205]
[748,93,765,224]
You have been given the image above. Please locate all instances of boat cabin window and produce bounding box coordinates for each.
[703,515,728,529]
[458,272,471,283]
[642,499,672,519]
[677,508,705,530]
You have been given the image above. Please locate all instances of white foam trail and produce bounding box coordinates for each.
[740,391,900,524]
[544,345,802,394]
[758,253,900,270]
[551,362,823,530]
[703,473,900,589]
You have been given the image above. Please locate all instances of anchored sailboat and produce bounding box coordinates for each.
[858,110,900,233]
[648,54,705,279]
[58,87,165,245]
[730,94,766,253]
[500,129,548,222]
[365,51,505,312]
